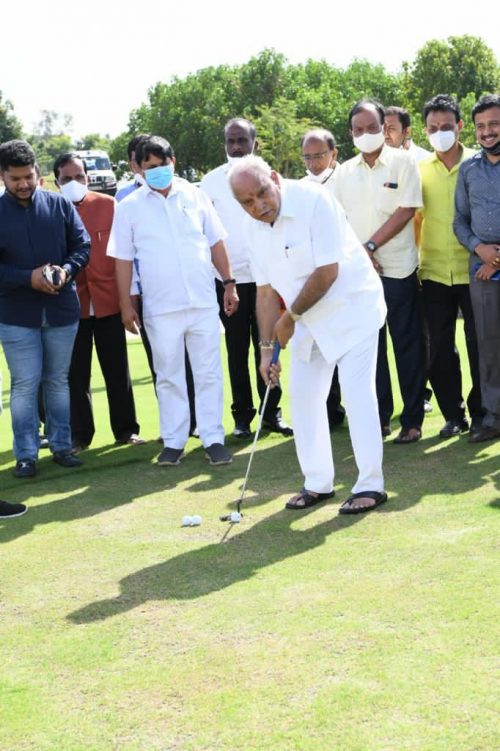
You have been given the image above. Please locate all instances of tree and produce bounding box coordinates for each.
[74,133,111,151]
[0,91,23,142]
[404,35,500,114]
[253,98,317,177]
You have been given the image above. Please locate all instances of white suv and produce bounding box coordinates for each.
[75,150,117,196]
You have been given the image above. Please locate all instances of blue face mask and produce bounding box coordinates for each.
[144,163,174,190]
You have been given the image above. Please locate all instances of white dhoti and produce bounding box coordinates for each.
[289,333,384,495]
[144,307,224,449]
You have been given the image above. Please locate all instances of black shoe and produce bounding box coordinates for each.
[439,417,469,438]
[204,443,233,466]
[13,459,36,479]
[157,447,185,466]
[0,500,28,518]
[233,421,251,439]
[263,416,293,436]
[53,451,83,468]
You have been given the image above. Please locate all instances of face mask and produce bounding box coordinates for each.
[59,180,88,203]
[428,130,456,153]
[482,140,500,156]
[144,163,174,190]
[352,130,385,154]
[306,166,335,183]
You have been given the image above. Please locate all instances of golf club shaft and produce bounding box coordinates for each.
[237,342,281,513]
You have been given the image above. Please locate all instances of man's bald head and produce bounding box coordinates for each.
[229,155,281,224]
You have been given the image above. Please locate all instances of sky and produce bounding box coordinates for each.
[1,1,498,139]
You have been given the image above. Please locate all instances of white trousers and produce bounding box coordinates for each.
[289,333,384,495]
[144,307,224,449]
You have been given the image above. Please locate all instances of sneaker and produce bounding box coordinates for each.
[53,451,83,468]
[71,439,88,454]
[0,500,28,518]
[233,421,251,439]
[157,447,185,466]
[204,443,232,466]
[13,459,36,479]
[424,400,433,414]
[39,434,50,449]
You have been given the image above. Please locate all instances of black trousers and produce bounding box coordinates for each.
[136,297,197,433]
[216,280,281,424]
[376,271,425,429]
[421,280,482,421]
[69,313,139,446]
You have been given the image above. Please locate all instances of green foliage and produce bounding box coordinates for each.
[404,35,500,114]
[0,91,23,143]
[253,98,317,176]
[73,133,112,152]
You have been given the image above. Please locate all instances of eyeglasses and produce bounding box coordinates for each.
[301,150,330,163]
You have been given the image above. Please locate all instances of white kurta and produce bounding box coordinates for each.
[245,179,386,494]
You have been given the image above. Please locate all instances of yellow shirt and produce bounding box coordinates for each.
[333,145,422,279]
[417,145,476,285]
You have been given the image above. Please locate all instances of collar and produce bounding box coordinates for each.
[354,143,391,167]
[144,177,179,200]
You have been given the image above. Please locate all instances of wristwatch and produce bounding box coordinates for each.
[365,240,378,253]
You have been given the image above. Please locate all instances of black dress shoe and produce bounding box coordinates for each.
[263,415,293,436]
[439,417,469,438]
[233,422,251,439]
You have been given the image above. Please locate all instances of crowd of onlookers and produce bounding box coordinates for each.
[0,90,498,519]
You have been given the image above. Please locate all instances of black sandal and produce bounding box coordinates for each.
[339,491,387,515]
[285,487,335,510]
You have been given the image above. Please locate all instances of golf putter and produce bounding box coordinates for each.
[220,341,281,523]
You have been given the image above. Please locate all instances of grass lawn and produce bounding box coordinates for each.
[0,326,498,751]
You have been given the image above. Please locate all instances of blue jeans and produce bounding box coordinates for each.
[0,321,78,460]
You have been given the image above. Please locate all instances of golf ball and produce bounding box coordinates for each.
[191,515,202,526]
[230,511,242,523]
[181,515,193,527]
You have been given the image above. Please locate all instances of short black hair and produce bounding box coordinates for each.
[423,94,461,123]
[53,152,88,180]
[224,118,256,142]
[0,140,36,171]
[348,99,385,129]
[385,106,411,131]
[471,93,500,123]
[127,134,151,160]
[135,135,174,166]
[301,128,336,151]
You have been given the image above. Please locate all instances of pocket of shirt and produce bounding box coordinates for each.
[376,186,399,216]
[285,244,314,278]
[182,207,204,236]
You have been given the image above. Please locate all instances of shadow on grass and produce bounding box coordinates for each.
[66,433,500,623]
[67,505,368,623]
[0,437,296,545]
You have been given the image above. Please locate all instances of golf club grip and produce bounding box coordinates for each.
[271,341,281,365]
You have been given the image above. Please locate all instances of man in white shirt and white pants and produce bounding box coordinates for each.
[108,136,239,467]
[230,156,387,514]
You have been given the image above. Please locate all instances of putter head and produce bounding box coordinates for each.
[219,512,242,523]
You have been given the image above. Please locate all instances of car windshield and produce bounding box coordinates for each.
[84,156,111,171]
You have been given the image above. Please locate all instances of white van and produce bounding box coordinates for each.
[75,150,117,196]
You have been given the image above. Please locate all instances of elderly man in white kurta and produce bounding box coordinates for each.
[108,135,238,467]
[229,156,387,514]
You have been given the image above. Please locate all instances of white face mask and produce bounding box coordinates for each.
[60,180,88,203]
[353,130,385,154]
[306,166,335,183]
[427,130,456,153]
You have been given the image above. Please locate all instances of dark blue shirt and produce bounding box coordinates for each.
[454,151,500,252]
[0,188,90,327]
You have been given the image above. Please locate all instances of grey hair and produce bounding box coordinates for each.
[228,155,273,192]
